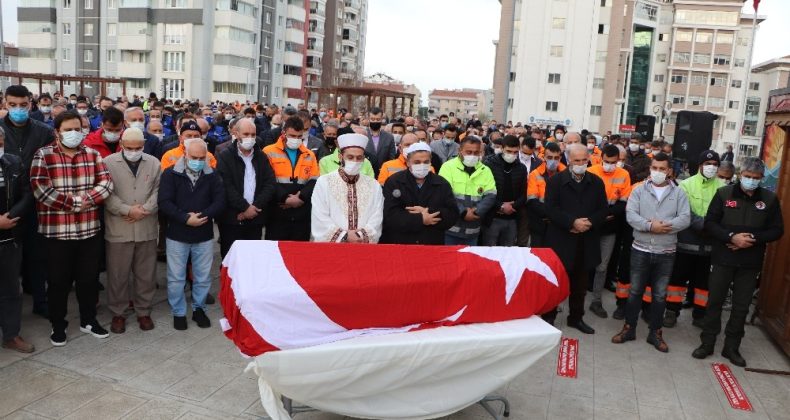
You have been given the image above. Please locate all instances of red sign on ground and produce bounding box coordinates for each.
[712,363,753,411]
[556,337,578,378]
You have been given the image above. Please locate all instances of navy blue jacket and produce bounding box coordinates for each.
[158,158,225,244]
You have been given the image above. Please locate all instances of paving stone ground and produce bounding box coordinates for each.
[2,242,789,419]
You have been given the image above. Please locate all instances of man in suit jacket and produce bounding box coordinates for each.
[365,107,396,177]
[298,110,329,160]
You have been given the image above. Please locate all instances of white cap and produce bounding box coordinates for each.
[337,133,368,151]
[405,142,431,156]
[121,127,145,142]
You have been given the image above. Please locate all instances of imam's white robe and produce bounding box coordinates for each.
[310,170,384,243]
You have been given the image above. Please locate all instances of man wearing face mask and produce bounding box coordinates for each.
[297,110,329,160]
[319,121,339,155]
[548,124,565,143]
[430,124,460,165]
[216,119,275,258]
[365,107,396,177]
[378,133,432,185]
[122,107,162,159]
[31,94,54,127]
[526,142,565,247]
[586,145,632,318]
[543,143,609,334]
[102,128,161,334]
[381,142,459,245]
[160,121,217,171]
[262,116,320,241]
[693,158,783,366]
[158,138,225,331]
[559,132,583,166]
[84,106,125,158]
[391,122,406,147]
[662,150,724,328]
[89,97,115,131]
[481,135,527,246]
[311,133,383,243]
[30,110,114,346]
[717,161,735,184]
[625,134,651,182]
[439,136,496,246]
[0,85,56,318]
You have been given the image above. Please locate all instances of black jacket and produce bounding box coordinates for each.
[705,183,784,269]
[158,159,226,244]
[0,153,34,241]
[254,116,271,136]
[0,115,55,169]
[380,171,459,245]
[262,126,282,147]
[625,150,651,183]
[143,132,164,159]
[483,154,527,224]
[216,141,276,226]
[544,170,609,270]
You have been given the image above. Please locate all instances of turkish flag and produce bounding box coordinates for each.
[220,241,570,357]
[754,0,760,11]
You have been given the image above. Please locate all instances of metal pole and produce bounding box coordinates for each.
[733,11,759,164]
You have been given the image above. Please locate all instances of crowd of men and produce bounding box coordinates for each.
[0,86,783,369]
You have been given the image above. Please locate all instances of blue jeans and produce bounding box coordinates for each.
[444,234,478,246]
[166,238,213,317]
[625,248,675,331]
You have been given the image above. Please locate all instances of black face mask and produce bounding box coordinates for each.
[324,136,336,145]
[369,122,382,131]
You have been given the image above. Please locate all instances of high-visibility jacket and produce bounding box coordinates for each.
[587,164,631,205]
[262,136,320,223]
[526,162,566,203]
[438,157,497,238]
[319,149,374,178]
[160,144,217,171]
[677,173,724,255]
[588,146,602,166]
[377,155,433,185]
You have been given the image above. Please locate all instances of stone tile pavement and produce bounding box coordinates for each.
[1,248,789,420]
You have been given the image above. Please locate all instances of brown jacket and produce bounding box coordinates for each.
[104,152,161,243]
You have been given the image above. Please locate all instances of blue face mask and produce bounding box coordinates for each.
[8,107,29,124]
[546,159,559,171]
[187,159,206,173]
[740,177,760,191]
[205,116,213,124]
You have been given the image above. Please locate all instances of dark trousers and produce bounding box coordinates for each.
[700,265,760,349]
[615,227,634,307]
[21,218,48,311]
[666,252,711,317]
[625,249,675,331]
[543,239,588,324]
[0,242,23,340]
[605,229,623,285]
[265,219,310,242]
[46,235,102,330]
[516,207,530,247]
[218,224,264,258]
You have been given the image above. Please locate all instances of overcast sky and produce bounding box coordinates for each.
[2,0,788,101]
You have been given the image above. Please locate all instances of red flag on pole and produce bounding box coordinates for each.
[754,0,760,11]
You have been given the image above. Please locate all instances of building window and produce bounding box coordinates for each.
[593,78,605,89]
[749,82,760,90]
[676,30,692,42]
[658,33,669,41]
[108,0,116,8]
[728,100,739,109]
[670,95,685,104]
[265,11,272,24]
[693,53,710,65]
[163,78,184,99]
[590,105,602,116]
[547,73,561,84]
[107,50,116,62]
[737,37,749,46]
[652,95,663,103]
[713,55,730,66]
[716,33,733,44]
[165,24,186,44]
[264,36,270,49]
[734,59,745,68]
[670,74,685,84]
[731,79,742,88]
[274,87,280,98]
[708,97,725,108]
[107,23,117,37]
[673,52,690,63]
[695,32,713,43]
[84,23,94,37]
[726,121,737,130]
[164,51,185,72]
[691,74,706,85]
[545,101,558,112]
[62,48,71,61]
[163,0,187,7]
[84,0,93,9]
[600,0,607,6]
[710,76,726,87]
[63,23,71,35]
[550,46,563,57]
[598,24,610,34]
[262,84,269,98]
[688,96,704,106]
[657,53,667,63]
[654,74,664,83]
[64,0,71,8]
[552,18,565,29]
[509,72,516,82]
[83,49,93,62]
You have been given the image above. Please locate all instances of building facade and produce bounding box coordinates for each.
[363,72,421,116]
[429,89,492,119]
[494,0,768,155]
[16,0,367,105]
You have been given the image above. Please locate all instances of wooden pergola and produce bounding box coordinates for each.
[305,86,416,117]
[0,71,126,97]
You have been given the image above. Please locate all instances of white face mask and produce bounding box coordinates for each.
[240,137,256,151]
[535,141,543,148]
[393,134,403,145]
[225,113,234,120]
[60,130,85,149]
[103,131,121,143]
[285,137,301,150]
[571,164,587,175]
[129,121,145,131]
[154,133,164,140]
[493,147,503,155]
[616,161,625,168]
[629,143,640,152]
[409,163,431,179]
[603,162,617,173]
[650,170,667,185]
[123,149,143,162]
[77,109,88,116]
[702,164,718,179]
[555,133,564,141]
[462,155,479,168]
[342,160,363,176]
[502,152,518,164]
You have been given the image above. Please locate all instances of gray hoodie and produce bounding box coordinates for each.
[626,180,691,253]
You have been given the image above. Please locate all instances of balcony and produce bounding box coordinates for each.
[18,33,57,49]
[118,34,153,50]
[117,62,152,78]
[214,11,256,32]
[18,58,56,74]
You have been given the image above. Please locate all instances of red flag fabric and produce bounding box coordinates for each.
[220,241,570,356]
[754,0,760,11]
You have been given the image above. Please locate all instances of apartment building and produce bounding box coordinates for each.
[429,89,493,119]
[363,72,421,115]
[16,0,367,106]
[493,0,768,155]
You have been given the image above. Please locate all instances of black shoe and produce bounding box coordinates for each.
[692,344,714,359]
[722,347,747,367]
[192,308,211,328]
[663,311,678,328]
[612,306,625,320]
[79,320,110,339]
[205,293,216,305]
[174,316,188,330]
[646,329,669,353]
[568,319,595,334]
[692,318,705,329]
[49,328,67,347]
[588,302,608,319]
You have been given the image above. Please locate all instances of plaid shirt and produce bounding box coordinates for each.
[30,143,114,240]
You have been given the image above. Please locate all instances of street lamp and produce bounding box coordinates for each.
[653,101,672,137]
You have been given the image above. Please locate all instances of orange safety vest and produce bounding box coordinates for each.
[587,164,631,205]
[160,144,217,171]
[263,136,320,185]
[526,161,567,202]
[377,155,434,185]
